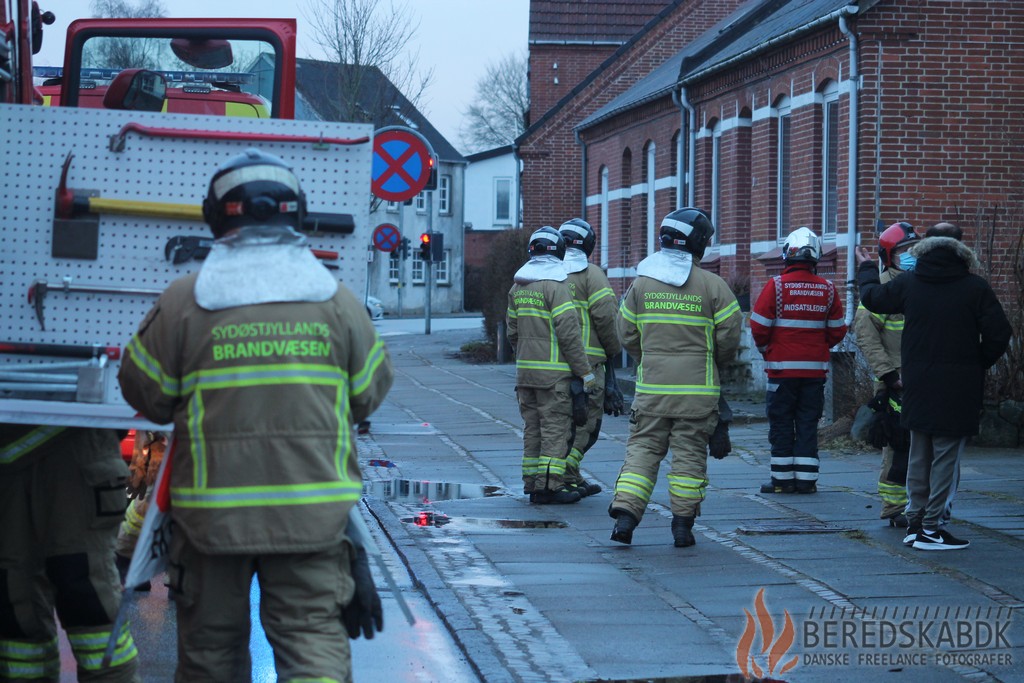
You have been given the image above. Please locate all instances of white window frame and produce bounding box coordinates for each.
[415,192,428,214]
[775,96,792,240]
[411,251,426,283]
[438,175,451,215]
[710,122,722,244]
[645,142,656,257]
[494,177,512,224]
[388,252,400,283]
[386,200,399,213]
[600,166,609,268]
[435,249,451,284]
[821,82,840,237]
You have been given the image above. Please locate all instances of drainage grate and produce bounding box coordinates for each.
[737,521,854,535]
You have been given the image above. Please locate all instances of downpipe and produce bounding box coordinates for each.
[839,13,860,327]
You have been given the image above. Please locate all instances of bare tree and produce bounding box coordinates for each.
[87,0,166,69]
[305,0,433,124]
[461,51,528,153]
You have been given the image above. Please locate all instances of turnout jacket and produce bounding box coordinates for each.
[857,236,1011,436]
[565,262,622,364]
[118,272,393,554]
[507,277,591,389]
[853,268,903,386]
[750,263,847,379]
[618,260,742,418]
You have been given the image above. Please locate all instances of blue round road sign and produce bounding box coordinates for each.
[371,128,433,202]
[372,223,401,252]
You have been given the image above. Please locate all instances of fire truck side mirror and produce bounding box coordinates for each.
[103,69,167,112]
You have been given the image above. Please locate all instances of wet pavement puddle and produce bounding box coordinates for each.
[400,511,567,530]
[364,478,503,503]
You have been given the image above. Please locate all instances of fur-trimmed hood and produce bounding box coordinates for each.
[909,236,981,270]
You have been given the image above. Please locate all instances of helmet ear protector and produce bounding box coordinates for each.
[203,149,306,238]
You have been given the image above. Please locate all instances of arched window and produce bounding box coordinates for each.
[819,80,840,236]
[774,95,792,240]
[645,141,656,257]
[600,166,610,268]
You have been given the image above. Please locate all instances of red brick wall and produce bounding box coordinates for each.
[528,45,618,124]
[519,0,744,245]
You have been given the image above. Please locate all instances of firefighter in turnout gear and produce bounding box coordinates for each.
[0,426,140,682]
[507,227,595,504]
[609,208,742,547]
[118,149,393,682]
[750,227,847,494]
[559,218,622,497]
[854,222,917,527]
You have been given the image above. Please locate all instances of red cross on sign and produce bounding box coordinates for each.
[371,128,434,203]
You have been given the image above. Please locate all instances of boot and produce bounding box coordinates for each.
[672,516,696,548]
[573,479,602,497]
[610,510,639,545]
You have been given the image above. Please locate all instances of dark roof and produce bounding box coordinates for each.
[465,145,514,163]
[517,0,686,145]
[294,58,463,163]
[577,0,878,130]
[679,0,875,82]
[530,1,674,44]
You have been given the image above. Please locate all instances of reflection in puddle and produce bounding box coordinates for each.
[594,676,780,682]
[400,514,567,530]
[364,479,503,503]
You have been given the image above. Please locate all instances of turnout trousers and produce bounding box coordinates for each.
[611,411,718,521]
[565,364,606,487]
[877,446,910,519]
[766,377,825,490]
[906,431,964,530]
[169,531,355,683]
[0,453,138,682]
[517,378,574,493]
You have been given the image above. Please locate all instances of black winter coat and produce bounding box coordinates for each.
[857,237,1011,436]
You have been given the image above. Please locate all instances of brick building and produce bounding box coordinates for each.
[520,0,1023,398]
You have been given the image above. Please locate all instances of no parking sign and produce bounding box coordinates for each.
[371,127,435,202]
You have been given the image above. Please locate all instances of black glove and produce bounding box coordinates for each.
[708,420,731,459]
[569,378,588,426]
[866,390,890,449]
[342,546,383,640]
[603,364,625,417]
[880,371,903,391]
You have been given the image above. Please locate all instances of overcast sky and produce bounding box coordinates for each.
[34,0,529,152]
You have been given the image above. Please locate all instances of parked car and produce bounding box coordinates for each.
[366,295,384,320]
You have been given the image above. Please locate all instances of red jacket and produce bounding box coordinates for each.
[749,263,847,378]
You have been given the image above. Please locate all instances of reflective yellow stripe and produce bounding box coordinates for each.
[0,636,60,678]
[537,455,567,476]
[1,426,66,465]
[615,472,654,501]
[714,299,740,324]
[667,474,708,500]
[635,381,720,396]
[172,480,361,509]
[516,359,571,372]
[67,625,138,670]
[878,482,908,505]
[522,456,539,477]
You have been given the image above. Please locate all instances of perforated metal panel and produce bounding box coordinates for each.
[1,103,373,425]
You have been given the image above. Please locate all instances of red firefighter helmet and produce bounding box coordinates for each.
[878,222,918,270]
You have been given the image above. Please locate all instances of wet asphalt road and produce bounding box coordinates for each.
[60,315,1024,681]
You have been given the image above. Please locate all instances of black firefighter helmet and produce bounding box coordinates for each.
[202,148,306,238]
[659,207,715,259]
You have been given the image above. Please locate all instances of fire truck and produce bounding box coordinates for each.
[1,1,374,431]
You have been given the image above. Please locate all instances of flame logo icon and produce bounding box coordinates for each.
[736,588,798,680]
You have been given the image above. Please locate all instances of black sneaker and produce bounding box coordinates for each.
[902,516,922,546]
[760,481,795,494]
[912,528,969,551]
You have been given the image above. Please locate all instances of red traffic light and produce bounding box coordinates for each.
[420,233,430,245]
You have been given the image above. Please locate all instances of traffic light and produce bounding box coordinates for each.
[423,155,437,191]
[430,232,444,262]
[399,236,410,260]
[419,232,431,260]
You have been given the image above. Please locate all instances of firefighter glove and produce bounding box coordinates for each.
[880,371,903,391]
[569,378,588,426]
[342,546,383,640]
[603,364,625,417]
[708,419,731,459]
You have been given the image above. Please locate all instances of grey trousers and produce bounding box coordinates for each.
[906,431,965,529]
